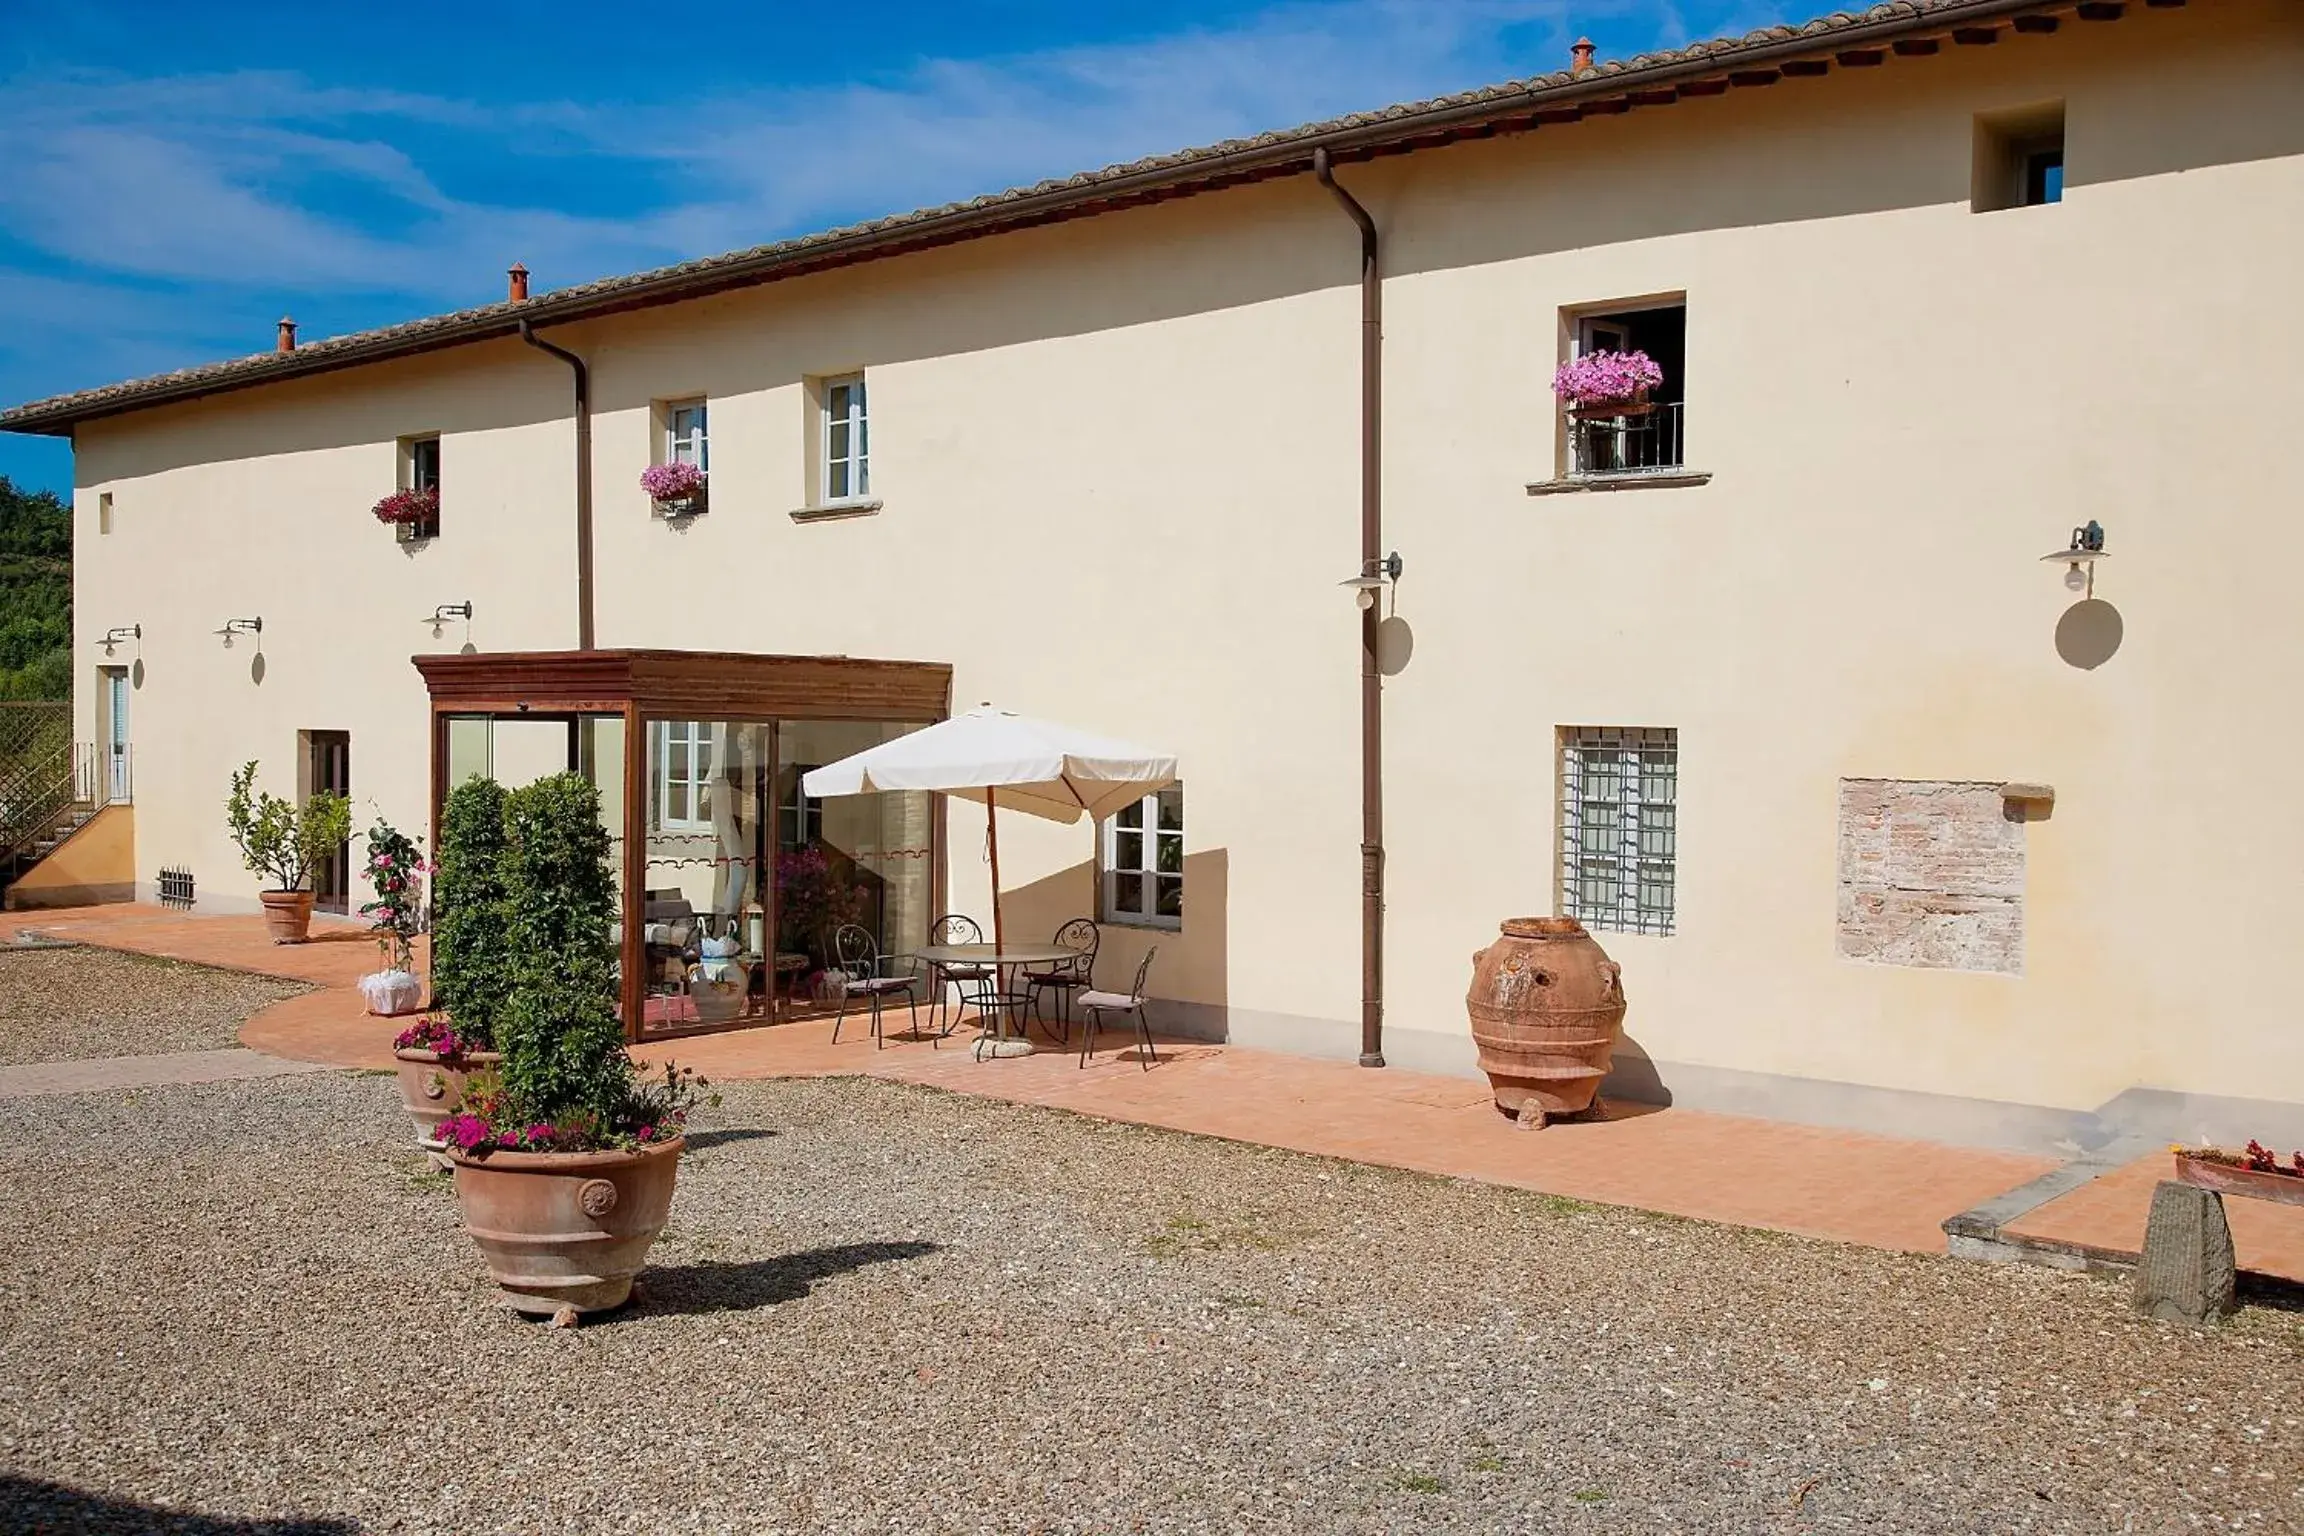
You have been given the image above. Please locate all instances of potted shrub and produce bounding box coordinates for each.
[390,782,508,1155]
[355,816,427,1017]
[373,487,440,542]
[1552,349,1664,418]
[224,761,352,943]
[436,772,710,1322]
[641,461,708,519]
[391,1015,498,1165]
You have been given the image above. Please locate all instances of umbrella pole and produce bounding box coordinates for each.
[986,786,1010,1043]
[986,784,1005,955]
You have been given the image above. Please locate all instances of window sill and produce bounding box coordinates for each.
[1103,915,1181,933]
[1525,470,1712,496]
[789,498,883,524]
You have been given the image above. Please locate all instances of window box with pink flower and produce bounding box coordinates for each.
[642,461,708,520]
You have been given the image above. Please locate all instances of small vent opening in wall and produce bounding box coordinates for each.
[158,866,196,908]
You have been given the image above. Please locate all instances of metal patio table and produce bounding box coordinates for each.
[908,942,1076,1059]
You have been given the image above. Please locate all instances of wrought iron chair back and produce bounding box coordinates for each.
[832,923,881,979]
[1122,946,1157,1005]
[1052,916,1099,976]
[930,913,984,947]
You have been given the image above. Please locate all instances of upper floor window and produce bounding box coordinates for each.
[651,720,713,832]
[1561,302,1685,480]
[779,765,824,852]
[1559,727,1676,937]
[822,374,869,503]
[98,492,113,535]
[1974,103,2065,212]
[1103,784,1182,928]
[666,399,709,470]
[397,435,442,540]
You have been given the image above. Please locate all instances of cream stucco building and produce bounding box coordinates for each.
[7,0,2301,1156]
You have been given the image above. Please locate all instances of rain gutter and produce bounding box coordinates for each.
[517,321,594,652]
[1313,147,1387,1071]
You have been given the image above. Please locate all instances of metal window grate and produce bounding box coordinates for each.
[158,865,195,908]
[1559,727,1677,936]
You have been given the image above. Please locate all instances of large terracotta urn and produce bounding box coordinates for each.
[1467,917,1627,1127]
[446,1137,685,1319]
[392,1047,504,1161]
[258,889,314,944]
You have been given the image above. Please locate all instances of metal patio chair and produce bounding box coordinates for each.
[1077,946,1158,1071]
[925,912,993,1037]
[830,923,925,1050]
[1026,917,1100,1042]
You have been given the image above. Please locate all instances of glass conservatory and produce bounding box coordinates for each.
[414,649,951,1041]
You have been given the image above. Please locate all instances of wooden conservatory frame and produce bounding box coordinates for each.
[413,649,953,1041]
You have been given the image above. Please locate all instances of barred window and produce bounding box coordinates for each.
[1559,727,1676,936]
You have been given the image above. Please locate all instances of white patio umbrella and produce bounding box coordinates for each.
[801,707,1178,952]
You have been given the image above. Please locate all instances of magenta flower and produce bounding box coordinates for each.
[1552,349,1664,407]
[438,1114,491,1152]
[640,461,706,501]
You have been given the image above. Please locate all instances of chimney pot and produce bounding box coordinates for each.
[1571,37,1597,73]
[507,263,530,303]
[276,316,297,353]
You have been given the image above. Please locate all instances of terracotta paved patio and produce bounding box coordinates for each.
[11,902,2303,1279]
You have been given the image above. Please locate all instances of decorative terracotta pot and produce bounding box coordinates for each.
[2175,1151,2304,1208]
[258,889,315,944]
[1467,917,1627,1127]
[393,1047,504,1156]
[446,1137,685,1316]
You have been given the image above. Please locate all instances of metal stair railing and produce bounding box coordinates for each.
[0,706,118,882]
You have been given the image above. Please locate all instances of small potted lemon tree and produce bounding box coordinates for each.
[224,762,351,944]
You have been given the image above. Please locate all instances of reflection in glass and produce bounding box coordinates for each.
[444,716,489,790]
[775,719,932,984]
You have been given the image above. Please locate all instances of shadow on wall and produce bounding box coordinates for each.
[1602,1034,1675,1108]
[999,850,1229,1035]
[2055,598,2122,670]
[0,1474,356,1534]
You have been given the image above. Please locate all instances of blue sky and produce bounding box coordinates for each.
[0,0,1796,494]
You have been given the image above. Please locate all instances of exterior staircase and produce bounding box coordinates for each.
[1,704,128,899]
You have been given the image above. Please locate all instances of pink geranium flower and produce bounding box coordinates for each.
[1552,349,1664,407]
[640,462,706,501]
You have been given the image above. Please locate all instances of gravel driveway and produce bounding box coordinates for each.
[0,947,307,1064]
[1,1062,2299,1536]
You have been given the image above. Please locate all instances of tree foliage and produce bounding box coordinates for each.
[429,776,512,1050]
[224,761,352,893]
[497,773,629,1129]
[0,475,69,701]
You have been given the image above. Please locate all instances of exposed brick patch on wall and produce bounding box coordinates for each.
[1836,779,2024,976]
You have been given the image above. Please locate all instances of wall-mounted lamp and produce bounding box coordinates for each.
[101,624,141,654]
[424,600,474,639]
[1340,551,1404,611]
[215,616,263,647]
[2041,520,2108,596]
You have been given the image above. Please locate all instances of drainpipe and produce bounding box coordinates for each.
[1312,147,1386,1070]
[517,320,594,651]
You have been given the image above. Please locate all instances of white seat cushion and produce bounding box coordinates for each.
[846,977,914,994]
[1079,990,1137,1010]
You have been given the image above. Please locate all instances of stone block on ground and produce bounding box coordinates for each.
[2132,1180,2237,1326]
